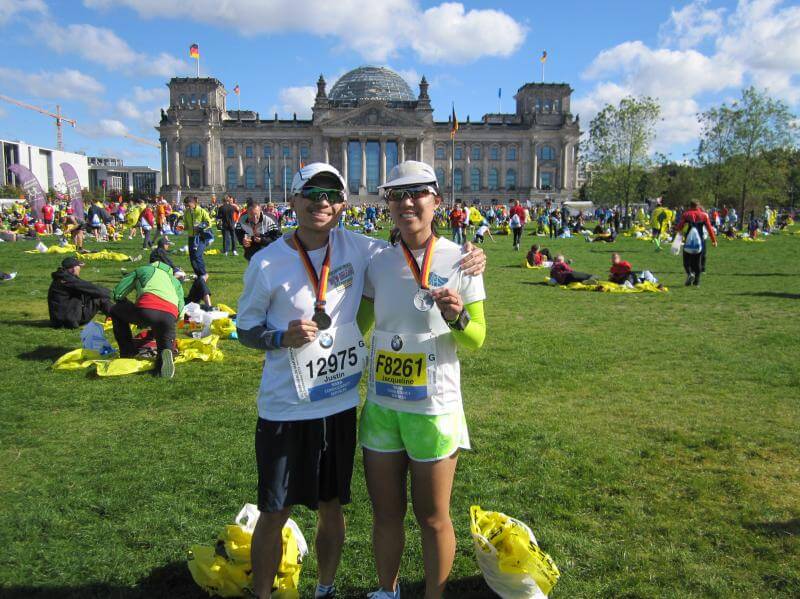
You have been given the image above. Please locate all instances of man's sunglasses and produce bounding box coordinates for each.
[299,187,346,204]
[384,185,438,202]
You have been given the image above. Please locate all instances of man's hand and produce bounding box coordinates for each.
[282,319,318,347]
[431,288,463,322]
[242,235,252,248]
[460,241,486,276]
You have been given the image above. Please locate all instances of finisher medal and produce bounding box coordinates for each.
[295,232,334,331]
[400,235,438,312]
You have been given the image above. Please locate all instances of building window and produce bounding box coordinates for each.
[283,145,291,158]
[454,146,464,160]
[471,146,481,161]
[264,167,272,188]
[189,169,202,188]
[245,166,255,189]
[226,145,235,158]
[385,141,398,172]
[245,146,253,158]
[300,145,310,160]
[347,141,361,194]
[366,141,380,193]
[190,94,197,107]
[488,168,498,191]
[200,94,208,107]
[535,99,542,111]
[263,144,272,158]
[470,167,481,191]
[435,168,445,188]
[185,142,202,158]
[506,169,517,190]
[539,145,555,161]
[490,146,499,160]
[540,172,553,190]
[507,146,517,161]
[453,168,463,192]
[283,166,293,190]
[435,146,445,160]
[226,166,237,190]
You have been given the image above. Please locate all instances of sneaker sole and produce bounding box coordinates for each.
[160,349,175,379]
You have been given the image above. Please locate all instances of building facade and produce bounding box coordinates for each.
[1,138,89,192]
[87,156,161,196]
[156,66,581,205]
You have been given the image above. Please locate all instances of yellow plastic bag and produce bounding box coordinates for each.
[79,249,132,261]
[216,303,236,316]
[470,506,560,599]
[188,503,307,598]
[211,317,236,338]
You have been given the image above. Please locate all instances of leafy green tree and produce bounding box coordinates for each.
[586,96,660,222]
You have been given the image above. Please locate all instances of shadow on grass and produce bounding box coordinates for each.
[725,273,796,277]
[0,319,54,328]
[735,291,800,299]
[18,345,72,362]
[0,565,494,599]
[745,518,800,537]
[523,281,552,286]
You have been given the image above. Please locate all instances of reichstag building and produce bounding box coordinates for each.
[157,66,581,204]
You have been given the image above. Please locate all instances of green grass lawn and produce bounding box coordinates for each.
[0,226,798,598]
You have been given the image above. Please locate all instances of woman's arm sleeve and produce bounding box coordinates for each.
[356,296,375,336]
[451,300,486,350]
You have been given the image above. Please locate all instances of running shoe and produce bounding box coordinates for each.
[367,588,400,598]
[685,273,695,286]
[159,348,175,379]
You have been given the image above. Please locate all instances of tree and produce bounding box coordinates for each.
[697,87,796,227]
[586,96,660,221]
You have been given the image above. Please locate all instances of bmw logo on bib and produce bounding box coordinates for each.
[391,335,403,351]
[319,332,334,349]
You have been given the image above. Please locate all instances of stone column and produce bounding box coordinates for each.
[561,143,568,190]
[323,140,330,163]
[360,139,367,192]
[417,137,424,161]
[237,141,244,186]
[160,139,168,187]
[171,137,180,189]
[341,139,348,187]
[380,138,387,185]
[205,137,212,188]
[399,138,405,162]
[532,141,538,190]
[482,144,488,190]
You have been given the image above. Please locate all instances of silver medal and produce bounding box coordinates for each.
[413,288,435,312]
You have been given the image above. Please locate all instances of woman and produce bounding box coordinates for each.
[359,161,486,599]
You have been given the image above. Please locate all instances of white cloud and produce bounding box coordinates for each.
[83,0,526,64]
[99,119,128,136]
[35,21,191,78]
[269,86,317,119]
[0,67,105,102]
[0,0,47,24]
[659,0,725,49]
[132,86,169,104]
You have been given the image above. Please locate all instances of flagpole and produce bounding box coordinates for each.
[541,60,544,83]
[450,135,455,208]
[196,55,200,78]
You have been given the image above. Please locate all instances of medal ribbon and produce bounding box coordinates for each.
[400,235,437,289]
[294,233,332,311]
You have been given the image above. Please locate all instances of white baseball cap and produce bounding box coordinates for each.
[379,160,438,190]
[290,162,346,195]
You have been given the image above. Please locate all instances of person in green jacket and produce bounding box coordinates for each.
[110,258,185,378]
[183,196,214,279]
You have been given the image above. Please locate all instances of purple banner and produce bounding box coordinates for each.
[60,162,84,221]
[8,163,46,220]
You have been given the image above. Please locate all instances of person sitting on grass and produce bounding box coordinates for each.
[608,253,663,288]
[526,244,552,267]
[586,224,617,243]
[47,257,114,329]
[550,254,597,285]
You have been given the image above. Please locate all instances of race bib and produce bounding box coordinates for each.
[288,322,367,402]
[369,331,438,401]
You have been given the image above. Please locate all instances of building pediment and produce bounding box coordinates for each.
[317,102,426,129]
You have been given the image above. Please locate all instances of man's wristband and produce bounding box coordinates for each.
[445,309,470,331]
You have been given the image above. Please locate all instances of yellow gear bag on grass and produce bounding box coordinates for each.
[188,503,308,598]
[25,244,76,254]
[78,249,133,261]
[470,506,560,599]
[52,335,224,376]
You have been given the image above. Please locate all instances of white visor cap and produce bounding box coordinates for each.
[378,160,438,190]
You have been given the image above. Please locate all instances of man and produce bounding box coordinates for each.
[182,195,214,278]
[42,201,54,235]
[110,256,184,378]
[235,198,281,261]
[509,199,526,250]
[47,257,113,328]
[149,236,184,279]
[448,201,465,245]
[217,195,239,256]
[675,200,717,286]
[237,162,486,599]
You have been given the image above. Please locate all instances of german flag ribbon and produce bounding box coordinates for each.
[294,233,332,311]
[400,235,437,289]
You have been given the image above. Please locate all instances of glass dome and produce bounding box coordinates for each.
[329,66,415,103]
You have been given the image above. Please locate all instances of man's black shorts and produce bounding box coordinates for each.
[255,407,356,513]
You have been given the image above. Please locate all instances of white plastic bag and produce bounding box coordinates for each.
[80,321,115,355]
[234,504,308,557]
[670,233,682,255]
[35,241,48,253]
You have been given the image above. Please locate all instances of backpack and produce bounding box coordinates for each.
[684,225,702,254]
[90,212,101,225]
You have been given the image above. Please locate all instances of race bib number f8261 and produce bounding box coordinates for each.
[289,323,367,402]
[370,331,438,401]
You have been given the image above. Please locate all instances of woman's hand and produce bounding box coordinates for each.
[431,288,463,322]
[460,242,486,276]
[282,319,318,347]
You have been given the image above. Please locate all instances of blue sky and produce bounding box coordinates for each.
[1,0,798,169]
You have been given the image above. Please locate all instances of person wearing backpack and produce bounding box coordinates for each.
[675,200,717,286]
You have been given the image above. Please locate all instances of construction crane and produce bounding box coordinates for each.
[120,132,160,148]
[0,93,76,150]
